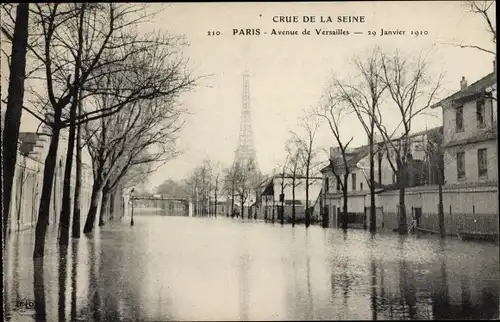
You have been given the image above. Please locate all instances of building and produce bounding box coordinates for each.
[319,63,498,235]
[5,114,95,233]
[320,126,444,229]
[431,72,497,186]
[411,68,499,235]
[256,174,322,223]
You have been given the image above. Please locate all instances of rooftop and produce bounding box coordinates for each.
[431,72,496,109]
[320,126,442,174]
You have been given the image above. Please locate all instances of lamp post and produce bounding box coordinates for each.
[130,188,135,226]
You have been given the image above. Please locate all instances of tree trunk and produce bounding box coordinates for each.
[34,123,61,259]
[16,165,26,232]
[109,190,116,221]
[99,188,110,226]
[292,178,296,227]
[272,199,275,223]
[280,186,285,225]
[72,101,83,238]
[305,174,310,228]
[240,195,244,220]
[83,184,102,234]
[342,173,349,230]
[398,166,408,234]
[231,182,235,217]
[2,3,30,242]
[214,181,218,218]
[59,115,76,246]
[369,136,376,233]
[438,159,445,238]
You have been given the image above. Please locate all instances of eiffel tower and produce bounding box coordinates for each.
[233,71,259,173]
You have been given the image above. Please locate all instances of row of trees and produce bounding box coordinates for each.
[265,1,496,235]
[313,0,496,235]
[272,116,321,228]
[174,157,261,219]
[169,116,322,228]
[314,48,443,234]
[1,3,197,258]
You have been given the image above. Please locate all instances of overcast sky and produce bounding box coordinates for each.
[3,1,496,190]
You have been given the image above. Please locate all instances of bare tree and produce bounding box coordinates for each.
[333,47,388,233]
[101,150,172,223]
[226,166,237,217]
[455,1,496,55]
[182,161,215,217]
[84,95,184,233]
[278,155,290,225]
[233,158,258,220]
[285,136,302,227]
[2,3,197,257]
[221,166,237,217]
[295,115,320,228]
[198,159,213,217]
[72,96,83,238]
[210,161,224,217]
[315,93,354,231]
[1,3,29,243]
[373,51,443,234]
[424,129,446,237]
[183,170,201,217]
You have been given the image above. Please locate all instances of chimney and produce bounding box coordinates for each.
[460,76,467,90]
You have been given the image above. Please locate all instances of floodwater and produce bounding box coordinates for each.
[3,214,500,321]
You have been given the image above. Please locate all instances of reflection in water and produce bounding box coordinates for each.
[33,258,46,321]
[398,237,417,319]
[432,240,450,319]
[370,240,378,321]
[3,215,500,321]
[88,234,101,321]
[70,241,78,320]
[58,246,68,321]
[305,255,313,320]
[239,253,250,320]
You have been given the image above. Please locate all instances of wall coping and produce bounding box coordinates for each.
[378,184,498,195]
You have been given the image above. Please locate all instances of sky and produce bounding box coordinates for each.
[2,1,496,191]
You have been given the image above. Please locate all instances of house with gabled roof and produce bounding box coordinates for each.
[319,126,444,229]
[255,173,322,223]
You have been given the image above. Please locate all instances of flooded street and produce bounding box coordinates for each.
[4,214,500,321]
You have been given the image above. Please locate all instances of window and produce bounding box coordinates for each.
[336,178,341,191]
[360,182,363,190]
[476,100,485,127]
[478,148,488,178]
[457,151,465,179]
[456,106,464,132]
[351,173,357,191]
[325,177,329,192]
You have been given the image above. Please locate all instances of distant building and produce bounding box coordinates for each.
[255,174,322,223]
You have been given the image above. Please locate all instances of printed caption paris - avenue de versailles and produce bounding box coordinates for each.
[225,15,425,37]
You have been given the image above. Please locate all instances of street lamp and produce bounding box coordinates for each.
[130,188,135,226]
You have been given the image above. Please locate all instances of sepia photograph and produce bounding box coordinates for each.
[1,1,498,321]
